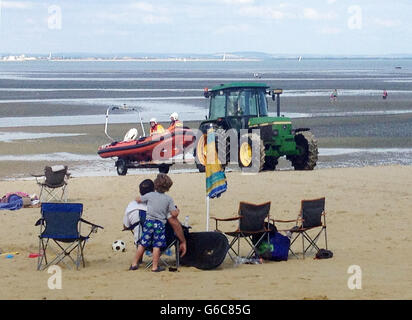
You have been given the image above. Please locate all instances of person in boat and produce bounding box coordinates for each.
[383,89,388,100]
[149,118,165,136]
[129,174,186,272]
[168,112,183,130]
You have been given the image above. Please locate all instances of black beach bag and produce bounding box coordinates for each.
[315,249,333,259]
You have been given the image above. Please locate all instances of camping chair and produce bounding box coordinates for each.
[212,201,271,261]
[33,165,70,202]
[144,222,182,270]
[273,197,327,259]
[35,203,103,271]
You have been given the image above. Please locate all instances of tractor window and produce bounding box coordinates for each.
[209,88,268,119]
[258,91,268,116]
[227,91,241,116]
[209,93,226,119]
[247,91,258,116]
[227,89,259,117]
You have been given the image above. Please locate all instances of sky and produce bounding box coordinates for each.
[0,0,411,55]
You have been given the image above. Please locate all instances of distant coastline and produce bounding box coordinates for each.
[2,52,412,63]
[47,58,261,62]
[0,54,260,63]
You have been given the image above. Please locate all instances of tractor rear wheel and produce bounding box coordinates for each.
[216,128,230,167]
[194,134,207,172]
[288,131,318,170]
[194,130,228,173]
[238,133,265,172]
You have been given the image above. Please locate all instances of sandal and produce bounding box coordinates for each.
[152,266,165,272]
[129,264,139,271]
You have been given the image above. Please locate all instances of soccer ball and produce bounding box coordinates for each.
[112,240,126,252]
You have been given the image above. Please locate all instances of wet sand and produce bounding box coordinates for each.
[1,114,412,179]
[0,95,411,118]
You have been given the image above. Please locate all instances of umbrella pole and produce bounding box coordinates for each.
[206,196,210,231]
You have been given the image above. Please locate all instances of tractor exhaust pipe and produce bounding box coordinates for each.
[272,89,283,117]
[277,94,281,117]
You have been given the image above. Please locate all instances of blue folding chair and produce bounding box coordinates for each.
[35,203,103,270]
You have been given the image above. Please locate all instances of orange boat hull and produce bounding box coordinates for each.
[97,128,195,162]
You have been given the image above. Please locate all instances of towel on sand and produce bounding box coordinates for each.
[0,192,39,211]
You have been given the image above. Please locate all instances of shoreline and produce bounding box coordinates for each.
[1,114,412,180]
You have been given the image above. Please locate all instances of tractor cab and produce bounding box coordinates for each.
[204,83,270,131]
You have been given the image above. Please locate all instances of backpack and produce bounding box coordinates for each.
[315,249,333,259]
[258,232,290,262]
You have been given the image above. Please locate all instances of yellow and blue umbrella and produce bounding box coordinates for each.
[205,127,227,230]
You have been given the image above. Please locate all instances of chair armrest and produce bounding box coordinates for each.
[271,218,303,224]
[210,216,241,222]
[35,218,44,226]
[80,218,104,230]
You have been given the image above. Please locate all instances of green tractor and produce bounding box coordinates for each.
[194,82,318,172]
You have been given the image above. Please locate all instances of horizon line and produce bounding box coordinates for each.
[2,53,412,59]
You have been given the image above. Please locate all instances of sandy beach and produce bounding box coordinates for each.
[1,165,411,300]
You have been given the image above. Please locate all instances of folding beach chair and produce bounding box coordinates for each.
[123,216,187,271]
[144,222,183,270]
[212,201,271,261]
[122,208,147,245]
[274,197,327,259]
[35,203,103,270]
[33,165,70,202]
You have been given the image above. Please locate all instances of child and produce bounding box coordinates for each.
[129,174,179,272]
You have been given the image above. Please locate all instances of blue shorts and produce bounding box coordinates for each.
[140,219,166,249]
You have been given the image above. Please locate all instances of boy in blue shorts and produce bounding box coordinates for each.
[129,174,179,272]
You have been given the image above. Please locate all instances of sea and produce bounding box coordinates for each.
[1,58,412,177]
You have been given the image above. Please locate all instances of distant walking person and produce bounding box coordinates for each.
[330,89,338,103]
[383,89,388,100]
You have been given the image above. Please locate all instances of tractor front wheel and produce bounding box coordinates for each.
[288,131,318,170]
[238,133,265,172]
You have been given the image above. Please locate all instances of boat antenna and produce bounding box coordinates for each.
[104,106,118,142]
[137,107,146,137]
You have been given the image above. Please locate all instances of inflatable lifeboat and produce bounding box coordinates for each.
[97,106,196,175]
